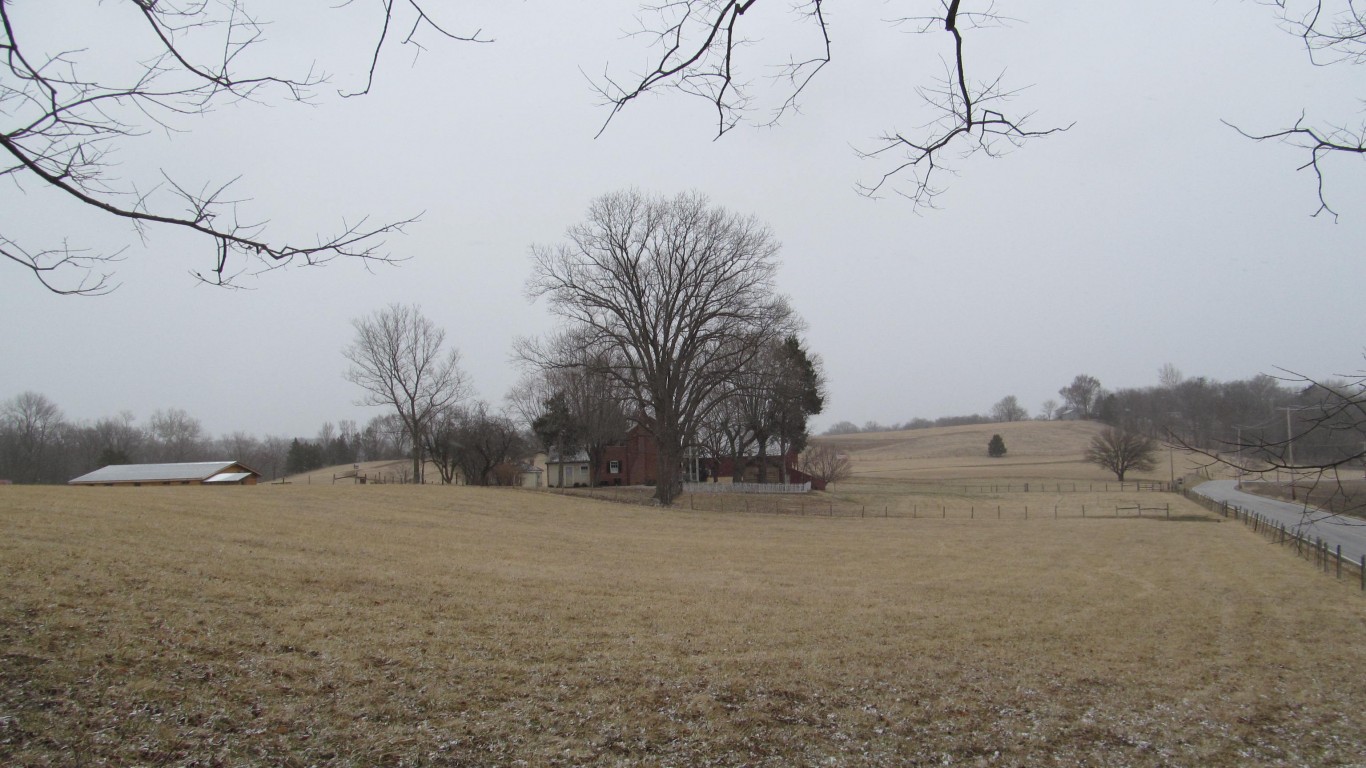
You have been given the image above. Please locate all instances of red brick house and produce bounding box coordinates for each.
[571,424,823,490]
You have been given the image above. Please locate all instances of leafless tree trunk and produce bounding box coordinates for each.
[344,304,470,484]
[523,190,797,506]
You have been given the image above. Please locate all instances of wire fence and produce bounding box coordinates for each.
[684,481,811,494]
[675,493,1177,520]
[1183,490,1366,592]
[943,481,1171,494]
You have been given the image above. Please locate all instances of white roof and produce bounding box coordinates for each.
[204,472,254,484]
[69,461,258,484]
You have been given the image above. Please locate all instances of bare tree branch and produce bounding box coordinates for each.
[593,0,829,139]
[1,0,471,294]
[594,1,1067,208]
[1227,1,1366,218]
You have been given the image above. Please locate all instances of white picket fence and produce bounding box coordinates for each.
[683,481,811,495]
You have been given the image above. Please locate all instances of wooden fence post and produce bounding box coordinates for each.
[1336,545,1342,579]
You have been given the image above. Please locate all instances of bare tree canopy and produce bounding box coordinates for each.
[799,443,852,487]
[523,189,797,506]
[1085,427,1158,482]
[991,395,1027,423]
[1059,375,1103,420]
[1,0,480,294]
[344,304,470,483]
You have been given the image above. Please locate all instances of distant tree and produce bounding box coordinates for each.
[285,439,326,475]
[823,420,861,436]
[147,408,205,462]
[218,431,262,469]
[988,434,1007,458]
[990,396,1028,423]
[1039,399,1059,421]
[98,447,130,467]
[423,407,466,485]
[1085,427,1158,482]
[344,304,471,484]
[1059,375,1103,420]
[769,336,827,482]
[258,436,294,481]
[799,444,853,487]
[531,391,580,488]
[1159,363,1185,389]
[358,414,407,462]
[0,392,66,483]
[447,403,528,486]
[523,190,797,505]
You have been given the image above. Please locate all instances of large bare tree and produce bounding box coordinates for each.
[344,304,470,484]
[524,190,797,506]
[1,0,483,294]
[1085,427,1158,483]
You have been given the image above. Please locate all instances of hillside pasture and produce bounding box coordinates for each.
[822,420,1228,485]
[3,484,1365,766]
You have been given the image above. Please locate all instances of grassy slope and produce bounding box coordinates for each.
[822,420,1225,484]
[2,480,1365,766]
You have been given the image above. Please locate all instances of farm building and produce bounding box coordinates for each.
[69,461,262,487]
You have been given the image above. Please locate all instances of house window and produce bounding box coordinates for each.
[609,460,621,474]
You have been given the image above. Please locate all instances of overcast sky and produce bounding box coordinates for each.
[3,1,1363,440]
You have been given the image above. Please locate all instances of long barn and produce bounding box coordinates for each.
[69,461,261,487]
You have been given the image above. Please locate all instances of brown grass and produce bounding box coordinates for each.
[3,483,1365,766]
[825,420,1232,485]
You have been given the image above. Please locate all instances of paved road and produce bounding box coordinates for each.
[1193,479,1366,564]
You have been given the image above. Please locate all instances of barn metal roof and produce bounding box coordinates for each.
[69,461,256,484]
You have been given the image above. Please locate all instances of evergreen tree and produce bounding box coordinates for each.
[988,434,1007,458]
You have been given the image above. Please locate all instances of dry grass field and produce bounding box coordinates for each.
[2,422,1364,766]
[2,485,1365,766]
[821,420,1226,485]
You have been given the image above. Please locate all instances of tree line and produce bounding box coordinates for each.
[0,394,413,485]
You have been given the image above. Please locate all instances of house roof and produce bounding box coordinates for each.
[69,461,259,485]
